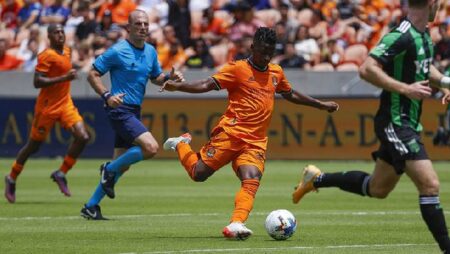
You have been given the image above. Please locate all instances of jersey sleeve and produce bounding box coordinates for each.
[275,67,292,94]
[93,47,117,75]
[35,50,52,74]
[149,47,163,79]
[369,31,408,66]
[211,62,237,90]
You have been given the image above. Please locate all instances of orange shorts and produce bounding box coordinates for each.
[31,102,83,141]
[200,129,266,173]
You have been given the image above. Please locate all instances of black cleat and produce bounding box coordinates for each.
[80,204,108,220]
[100,162,116,199]
[4,176,16,203]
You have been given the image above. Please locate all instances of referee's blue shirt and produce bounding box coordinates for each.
[93,40,163,106]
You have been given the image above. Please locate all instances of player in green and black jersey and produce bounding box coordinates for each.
[292,0,450,252]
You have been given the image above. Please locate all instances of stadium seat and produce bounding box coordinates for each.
[209,43,229,67]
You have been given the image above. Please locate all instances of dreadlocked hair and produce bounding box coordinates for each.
[253,27,277,46]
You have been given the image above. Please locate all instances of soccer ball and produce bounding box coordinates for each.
[264,209,297,240]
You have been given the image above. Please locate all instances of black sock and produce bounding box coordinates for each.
[313,171,371,196]
[420,195,450,252]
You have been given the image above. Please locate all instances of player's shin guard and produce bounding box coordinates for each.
[9,161,24,180]
[59,155,76,174]
[314,171,371,196]
[230,179,260,223]
[419,195,450,252]
[177,142,199,180]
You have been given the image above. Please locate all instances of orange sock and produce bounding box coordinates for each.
[59,155,76,174]
[177,142,199,180]
[230,179,260,223]
[10,161,24,180]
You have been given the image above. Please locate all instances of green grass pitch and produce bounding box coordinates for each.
[0,159,449,254]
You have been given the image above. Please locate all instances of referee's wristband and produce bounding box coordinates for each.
[441,76,450,89]
[101,91,112,103]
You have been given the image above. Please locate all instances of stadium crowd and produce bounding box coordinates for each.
[0,0,449,72]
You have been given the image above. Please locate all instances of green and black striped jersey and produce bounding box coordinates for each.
[370,19,434,132]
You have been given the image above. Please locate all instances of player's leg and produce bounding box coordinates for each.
[100,108,151,198]
[405,159,450,253]
[51,119,90,197]
[5,138,43,203]
[5,110,52,203]
[81,148,127,220]
[223,147,264,240]
[164,129,232,182]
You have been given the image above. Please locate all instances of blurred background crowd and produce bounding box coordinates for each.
[0,0,449,72]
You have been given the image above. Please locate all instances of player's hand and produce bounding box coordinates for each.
[107,93,126,108]
[440,88,450,104]
[169,67,185,82]
[320,101,339,113]
[65,69,77,81]
[403,80,432,100]
[159,80,180,92]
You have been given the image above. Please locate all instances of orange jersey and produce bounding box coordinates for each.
[212,60,292,150]
[35,46,73,112]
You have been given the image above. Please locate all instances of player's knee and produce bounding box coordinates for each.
[142,142,159,159]
[421,179,440,196]
[76,132,90,144]
[192,172,209,182]
[369,187,390,199]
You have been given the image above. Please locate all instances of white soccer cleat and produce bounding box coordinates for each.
[222,222,253,240]
[163,133,192,151]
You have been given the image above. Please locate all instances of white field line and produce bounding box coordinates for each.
[0,210,448,221]
[118,243,434,254]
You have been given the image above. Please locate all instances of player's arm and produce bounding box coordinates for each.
[429,65,450,104]
[87,68,124,108]
[159,77,217,93]
[359,57,432,100]
[151,67,184,86]
[33,69,77,88]
[282,90,339,112]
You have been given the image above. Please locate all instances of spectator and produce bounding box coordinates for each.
[337,0,356,20]
[72,41,94,72]
[229,1,265,41]
[1,0,21,29]
[160,39,187,70]
[167,0,191,48]
[95,10,122,38]
[97,0,136,27]
[278,2,299,42]
[0,38,23,70]
[197,7,228,42]
[40,0,70,26]
[274,21,288,56]
[293,25,320,65]
[75,3,97,44]
[279,42,309,69]
[16,24,45,62]
[321,39,344,67]
[185,39,214,69]
[233,35,252,61]
[290,0,313,11]
[436,22,450,72]
[17,0,42,33]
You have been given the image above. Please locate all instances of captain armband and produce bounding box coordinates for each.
[440,76,450,89]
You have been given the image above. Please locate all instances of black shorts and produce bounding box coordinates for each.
[105,104,147,148]
[372,123,428,174]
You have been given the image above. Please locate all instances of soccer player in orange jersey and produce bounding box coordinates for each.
[161,27,339,240]
[4,24,90,203]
